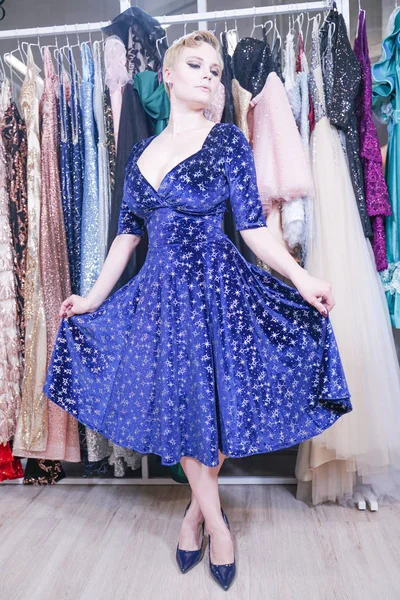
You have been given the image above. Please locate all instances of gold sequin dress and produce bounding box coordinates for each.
[13,48,48,454]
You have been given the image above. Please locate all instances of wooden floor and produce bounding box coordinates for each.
[1,483,399,600]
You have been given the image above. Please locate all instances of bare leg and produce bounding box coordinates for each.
[179,451,234,564]
[187,452,226,522]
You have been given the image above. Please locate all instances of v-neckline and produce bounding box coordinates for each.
[135,123,220,196]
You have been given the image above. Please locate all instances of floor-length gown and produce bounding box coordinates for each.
[295,22,400,505]
[80,42,111,465]
[372,10,400,327]
[13,48,48,454]
[1,89,28,363]
[0,79,21,444]
[44,122,351,468]
[15,49,80,462]
[354,9,391,272]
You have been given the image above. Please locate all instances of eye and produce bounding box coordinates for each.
[187,62,200,69]
[211,69,220,77]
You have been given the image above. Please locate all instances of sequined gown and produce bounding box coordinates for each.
[320,8,372,239]
[1,93,28,362]
[0,79,21,444]
[15,49,81,461]
[295,21,400,505]
[13,48,48,454]
[354,9,391,272]
[44,122,351,467]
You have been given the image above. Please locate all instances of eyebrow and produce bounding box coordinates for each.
[185,55,221,69]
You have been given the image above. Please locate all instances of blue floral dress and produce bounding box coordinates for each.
[43,123,352,467]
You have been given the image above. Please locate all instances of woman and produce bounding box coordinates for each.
[44,31,351,591]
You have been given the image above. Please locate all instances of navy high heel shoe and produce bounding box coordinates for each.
[209,508,236,591]
[176,502,205,574]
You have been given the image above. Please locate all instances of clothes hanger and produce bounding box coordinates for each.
[219,10,229,45]
[262,20,273,43]
[250,7,264,39]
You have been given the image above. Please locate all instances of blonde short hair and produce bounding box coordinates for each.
[163,30,224,96]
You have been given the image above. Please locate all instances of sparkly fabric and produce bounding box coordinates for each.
[372,10,400,327]
[44,122,351,468]
[320,9,372,239]
[69,54,84,295]
[80,42,112,464]
[104,88,116,195]
[80,42,100,298]
[13,48,48,454]
[15,48,81,462]
[0,80,21,444]
[23,457,65,485]
[220,31,235,124]
[57,57,75,291]
[93,41,112,265]
[0,442,23,481]
[231,79,252,141]
[354,10,391,272]
[232,38,274,97]
[1,99,28,360]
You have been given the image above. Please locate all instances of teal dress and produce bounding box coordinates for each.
[372,12,400,328]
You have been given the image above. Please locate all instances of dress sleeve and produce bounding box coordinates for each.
[117,196,145,236]
[225,124,267,231]
[117,155,145,236]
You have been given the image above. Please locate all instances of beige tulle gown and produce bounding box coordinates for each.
[295,22,400,505]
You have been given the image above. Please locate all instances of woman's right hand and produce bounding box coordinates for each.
[59,295,97,319]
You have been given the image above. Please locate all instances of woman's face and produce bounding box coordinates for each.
[165,42,222,108]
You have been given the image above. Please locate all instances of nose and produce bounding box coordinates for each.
[203,72,212,80]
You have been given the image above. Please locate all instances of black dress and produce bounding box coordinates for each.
[320,6,372,238]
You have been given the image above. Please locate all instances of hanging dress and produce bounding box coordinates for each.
[1,90,28,362]
[13,48,48,454]
[280,31,307,253]
[0,79,21,444]
[15,48,81,462]
[104,35,130,152]
[372,10,400,327]
[320,7,372,239]
[295,21,400,505]
[93,41,112,264]
[79,42,111,466]
[354,9,391,273]
[44,121,351,468]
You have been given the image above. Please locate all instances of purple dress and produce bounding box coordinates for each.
[354,9,392,271]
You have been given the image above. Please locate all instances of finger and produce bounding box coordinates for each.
[321,291,335,313]
[309,296,328,317]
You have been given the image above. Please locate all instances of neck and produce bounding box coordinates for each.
[165,105,210,136]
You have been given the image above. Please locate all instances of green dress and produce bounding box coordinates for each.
[372,11,400,328]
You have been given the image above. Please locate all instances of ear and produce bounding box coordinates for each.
[163,66,172,83]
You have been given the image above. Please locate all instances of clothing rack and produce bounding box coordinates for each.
[1,0,350,487]
[0,1,350,41]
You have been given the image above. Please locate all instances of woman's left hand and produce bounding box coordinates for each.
[292,271,335,317]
